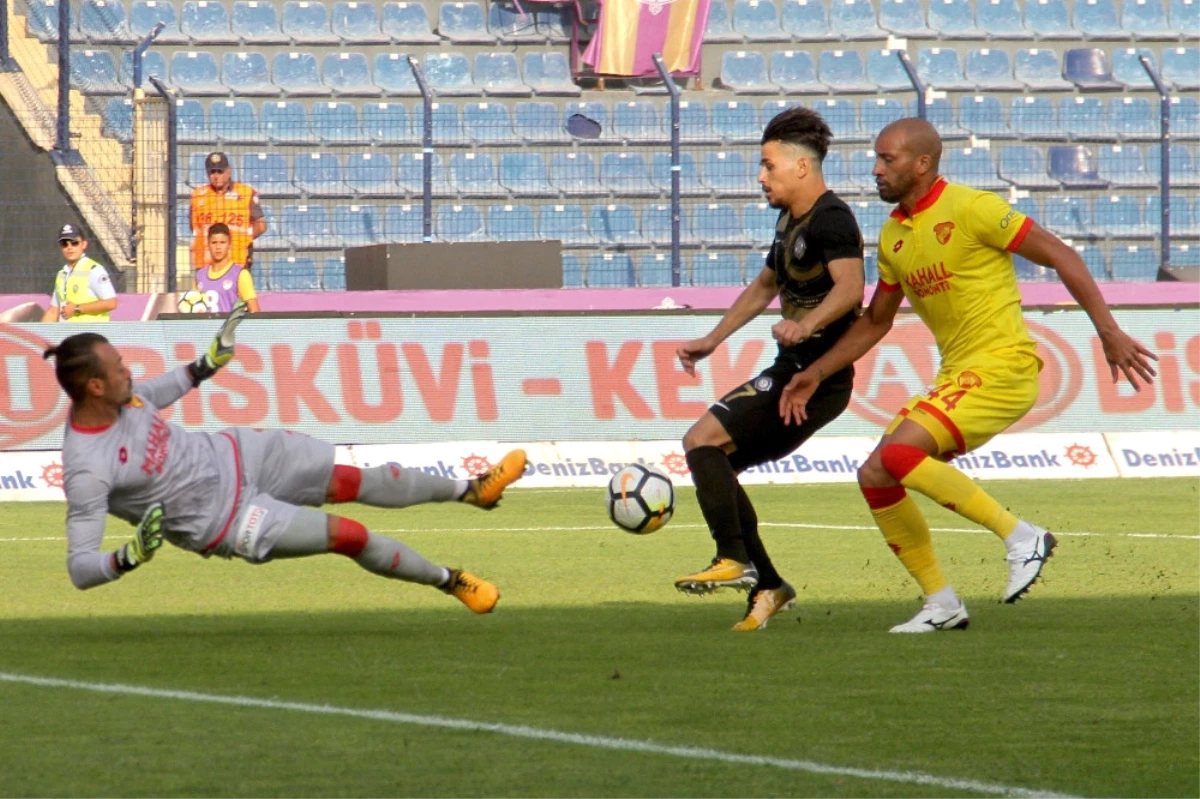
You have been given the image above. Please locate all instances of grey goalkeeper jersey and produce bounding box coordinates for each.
[63,366,239,589]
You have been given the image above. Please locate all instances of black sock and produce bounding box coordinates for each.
[686,446,748,563]
[736,484,782,589]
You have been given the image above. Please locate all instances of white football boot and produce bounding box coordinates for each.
[889,600,970,633]
[1004,524,1058,603]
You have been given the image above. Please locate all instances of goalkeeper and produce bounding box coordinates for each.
[44,305,525,614]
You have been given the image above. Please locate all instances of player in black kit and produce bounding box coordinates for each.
[674,106,867,630]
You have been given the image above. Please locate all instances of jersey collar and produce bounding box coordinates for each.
[889,177,948,222]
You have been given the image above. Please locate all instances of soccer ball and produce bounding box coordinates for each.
[606,464,674,535]
[177,290,210,314]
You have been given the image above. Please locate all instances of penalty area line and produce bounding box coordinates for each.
[0,670,1077,799]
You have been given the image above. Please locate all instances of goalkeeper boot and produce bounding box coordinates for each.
[674,558,758,595]
[889,599,970,633]
[732,581,797,631]
[1003,523,1057,603]
[441,569,499,614]
[461,449,527,510]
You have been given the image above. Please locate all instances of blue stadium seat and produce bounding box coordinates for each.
[711,100,760,143]
[1070,244,1107,280]
[695,203,750,245]
[80,0,131,43]
[641,204,699,247]
[514,101,569,143]
[438,1,493,42]
[436,204,486,241]
[344,152,399,196]
[943,147,1007,191]
[419,101,470,145]
[523,51,581,95]
[185,152,209,190]
[861,97,912,135]
[540,204,596,245]
[965,48,1022,90]
[863,250,880,284]
[637,253,675,288]
[475,52,530,96]
[562,101,613,145]
[587,253,637,287]
[771,50,826,93]
[880,0,935,36]
[24,0,76,42]
[1048,145,1108,188]
[281,0,338,43]
[487,204,537,241]
[918,47,974,90]
[691,253,745,286]
[613,101,666,143]
[323,52,378,96]
[312,101,368,145]
[1012,254,1056,282]
[651,152,707,196]
[1109,246,1159,281]
[232,1,288,43]
[103,97,133,142]
[463,101,518,144]
[1024,0,1075,36]
[848,149,880,192]
[323,256,346,290]
[999,145,1060,189]
[705,0,742,42]
[866,48,912,91]
[384,204,427,242]
[733,0,789,40]
[719,50,779,94]
[562,254,584,287]
[395,152,455,195]
[269,256,322,290]
[850,201,891,245]
[273,52,324,95]
[266,166,321,208]
[373,53,420,95]
[1110,96,1159,141]
[1171,96,1200,140]
[959,95,1016,139]
[1060,96,1113,140]
[1074,0,1124,37]
[130,0,187,43]
[822,151,858,194]
[1121,0,1174,35]
[1014,48,1072,90]
[1010,195,1041,225]
[71,50,126,94]
[761,99,804,126]
[362,102,414,144]
[1042,196,1094,238]
[927,97,970,140]
[1010,96,1067,140]
[119,49,167,88]
[262,100,316,144]
[294,152,349,197]
[1096,195,1151,237]
[424,52,477,95]
[222,51,278,95]
[819,50,877,93]
[181,0,236,43]
[451,151,504,196]
[1063,47,1123,90]
[678,101,722,144]
[499,151,555,196]
[281,205,336,248]
[1111,47,1158,88]
[975,0,1033,36]
[1170,243,1200,267]
[702,150,758,195]
[1156,144,1200,187]
[781,0,838,38]
[742,202,778,247]
[1146,195,1199,236]
[210,99,266,144]
[1098,144,1156,187]
[488,1,541,41]
[1164,47,1200,91]
[534,0,572,40]
[815,98,868,143]
[332,1,388,42]
[591,204,647,246]
[333,204,382,247]
[928,0,982,37]
[828,0,888,38]
[549,152,601,196]
[1170,0,1199,31]
[381,1,439,42]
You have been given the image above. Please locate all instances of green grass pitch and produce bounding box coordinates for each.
[0,477,1195,798]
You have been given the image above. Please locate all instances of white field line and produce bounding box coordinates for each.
[0,671,1078,799]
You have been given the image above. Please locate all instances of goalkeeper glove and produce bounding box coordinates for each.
[115,503,165,573]
[188,301,249,386]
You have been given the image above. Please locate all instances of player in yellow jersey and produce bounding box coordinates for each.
[778,118,1158,633]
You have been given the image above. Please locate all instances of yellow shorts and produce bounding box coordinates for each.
[885,351,1043,456]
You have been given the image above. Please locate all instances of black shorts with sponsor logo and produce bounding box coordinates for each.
[710,358,854,473]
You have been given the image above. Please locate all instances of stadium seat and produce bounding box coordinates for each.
[1042,196,1094,238]
[450,151,504,196]
[514,101,569,143]
[863,250,880,284]
[185,152,209,190]
[102,97,133,142]
[704,0,742,41]
[281,205,336,248]
[169,51,225,95]
[548,152,601,196]
[650,152,706,196]
[438,1,493,42]
[130,0,187,44]
[1024,0,1075,36]
[822,151,858,194]
[281,0,338,43]
[943,147,1007,191]
[1121,0,1175,35]
[381,1,439,42]
[1048,145,1108,188]
[312,101,368,145]
[424,52,477,95]
[1060,96,1113,140]
[436,204,486,240]
[80,0,131,43]
[323,52,378,96]
[695,203,750,245]
[867,49,914,92]
[928,0,982,37]
[1010,96,1067,140]
[420,101,470,145]
[828,0,888,39]
[691,252,745,286]
[850,201,891,244]
[561,254,584,287]
[637,253,674,288]
[384,204,427,242]
[719,51,779,94]
[222,51,278,96]
[1164,47,1200,91]
[586,253,637,287]
[333,204,381,247]
[1156,145,1200,187]
[1170,0,1199,31]
[270,256,322,290]
[231,1,288,43]
[534,1,573,41]
[919,47,975,90]
[1170,243,1200,268]
[539,204,596,245]
[761,99,804,126]
[679,101,722,144]
[1111,96,1160,141]
[815,98,868,143]
[273,52,324,95]
[927,97,970,140]
[1070,243,1107,280]
[965,48,1022,91]
[771,50,826,93]
[323,256,346,290]
[395,152,455,195]
[262,100,316,144]
[959,95,1016,139]
[1111,47,1159,88]
[331,1,388,42]
[1171,96,1200,140]
[880,0,935,35]
[463,102,518,144]
[613,101,666,143]
[1146,195,1199,236]
[1014,49,1072,90]
[23,0,75,42]
[743,202,778,247]
[373,53,420,95]
[1095,195,1151,237]
[1098,144,1156,187]
[181,0,236,43]
[702,150,758,196]
[210,99,266,144]
[1062,48,1123,90]
[590,204,647,246]
[781,0,838,38]
[344,152,399,196]
[861,97,912,135]
[848,149,880,191]
[486,1,538,40]
[711,100,760,143]
[475,52,530,96]
[733,0,789,40]
[1109,246,1159,281]
[975,0,1033,36]
[362,102,414,144]
[998,146,1059,190]
[487,204,537,241]
[499,151,555,196]
[1074,0,1124,37]
[1012,254,1056,282]
[641,204,699,247]
[293,152,348,197]
[119,49,167,89]
[562,101,613,145]
[523,51,581,95]
[819,50,877,93]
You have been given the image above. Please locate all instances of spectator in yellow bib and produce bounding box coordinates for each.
[190,151,266,271]
[42,225,119,323]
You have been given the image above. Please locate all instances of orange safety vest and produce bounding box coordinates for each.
[190,181,258,269]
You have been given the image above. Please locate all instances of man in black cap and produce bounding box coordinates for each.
[41,224,119,323]
[189,151,266,272]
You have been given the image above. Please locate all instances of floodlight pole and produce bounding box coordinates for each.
[1139,54,1171,272]
[408,55,434,243]
[652,53,682,288]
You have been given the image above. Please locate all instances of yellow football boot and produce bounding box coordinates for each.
[732,582,797,631]
[441,569,499,614]
[461,449,527,510]
[674,557,759,595]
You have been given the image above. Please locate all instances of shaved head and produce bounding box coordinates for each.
[872,117,943,207]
